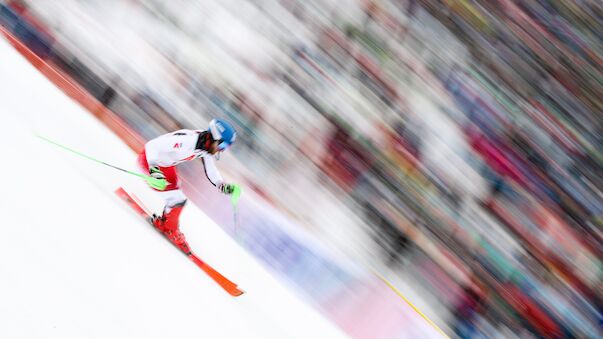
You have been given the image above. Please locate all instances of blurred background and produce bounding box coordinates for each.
[1,0,601,337]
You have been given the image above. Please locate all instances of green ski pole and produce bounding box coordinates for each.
[230,185,241,236]
[36,134,167,190]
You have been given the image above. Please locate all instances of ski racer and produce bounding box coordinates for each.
[137,119,238,251]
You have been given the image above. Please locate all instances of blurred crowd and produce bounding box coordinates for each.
[3,0,601,337]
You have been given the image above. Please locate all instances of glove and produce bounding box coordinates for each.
[219,182,236,195]
[147,167,168,190]
[149,167,166,179]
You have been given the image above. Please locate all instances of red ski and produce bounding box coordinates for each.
[115,187,244,297]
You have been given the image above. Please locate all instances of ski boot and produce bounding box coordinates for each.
[152,204,191,254]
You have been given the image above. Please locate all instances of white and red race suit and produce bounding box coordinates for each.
[137,129,224,193]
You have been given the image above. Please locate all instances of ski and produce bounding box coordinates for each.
[115,187,244,297]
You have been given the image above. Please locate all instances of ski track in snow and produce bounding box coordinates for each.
[0,34,348,339]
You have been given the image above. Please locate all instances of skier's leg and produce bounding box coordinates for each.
[137,150,188,245]
[154,189,187,233]
[151,190,188,253]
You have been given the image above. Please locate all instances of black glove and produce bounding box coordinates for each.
[219,183,236,195]
[149,166,166,180]
[147,167,168,190]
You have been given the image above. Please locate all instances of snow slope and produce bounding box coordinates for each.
[0,34,348,339]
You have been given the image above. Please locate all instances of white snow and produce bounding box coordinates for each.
[0,34,348,339]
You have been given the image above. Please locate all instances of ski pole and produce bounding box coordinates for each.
[230,185,241,236]
[36,134,167,190]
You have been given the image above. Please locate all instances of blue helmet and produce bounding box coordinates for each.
[208,119,236,151]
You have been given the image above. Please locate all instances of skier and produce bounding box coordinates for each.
[137,119,238,251]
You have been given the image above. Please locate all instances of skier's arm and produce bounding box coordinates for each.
[202,157,236,194]
[201,156,224,188]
